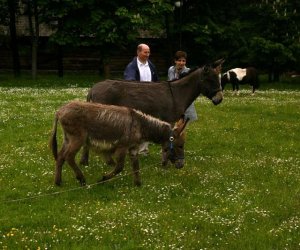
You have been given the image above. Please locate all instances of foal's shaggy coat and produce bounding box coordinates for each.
[50,101,188,186]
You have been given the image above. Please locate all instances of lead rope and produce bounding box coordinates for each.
[168,131,177,161]
[1,165,155,204]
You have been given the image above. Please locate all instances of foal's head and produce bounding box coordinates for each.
[162,116,189,169]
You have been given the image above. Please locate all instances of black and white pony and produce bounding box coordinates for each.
[221,67,259,95]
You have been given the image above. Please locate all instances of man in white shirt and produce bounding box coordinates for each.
[123,44,159,155]
[124,43,159,82]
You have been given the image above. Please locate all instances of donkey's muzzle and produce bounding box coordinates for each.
[212,91,223,105]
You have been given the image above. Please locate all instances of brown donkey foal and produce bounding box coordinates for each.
[50,101,188,186]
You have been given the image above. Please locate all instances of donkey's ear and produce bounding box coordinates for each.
[203,65,210,73]
[212,58,225,68]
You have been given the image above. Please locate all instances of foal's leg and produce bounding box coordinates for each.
[102,150,116,166]
[55,142,67,186]
[65,136,86,186]
[100,147,127,183]
[129,147,141,186]
[161,146,169,168]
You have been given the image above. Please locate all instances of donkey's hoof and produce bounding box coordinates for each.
[105,159,115,166]
[55,178,62,186]
[55,181,61,186]
[161,161,169,169]
[77,177,86,186]
[99,176,109,183]
[79,160,89,166]
[134,180,142,187]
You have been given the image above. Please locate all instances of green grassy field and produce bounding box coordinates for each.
[0,74,300,249]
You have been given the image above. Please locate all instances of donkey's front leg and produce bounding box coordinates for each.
[100,147,127,183]
[161,145,169,168]
[129,147,141,186]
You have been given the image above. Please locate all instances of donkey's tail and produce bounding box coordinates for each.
[49,115,59,160]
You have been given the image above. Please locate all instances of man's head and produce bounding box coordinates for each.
[137,44,150,64]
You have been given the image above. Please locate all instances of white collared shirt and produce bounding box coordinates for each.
[137,58,152,82]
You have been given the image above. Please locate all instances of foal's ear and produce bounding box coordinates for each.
[182,117,189,132]
[173,115,189,136]
[180,114,185,121]
[175,114,186,128]
[178,117,190,136]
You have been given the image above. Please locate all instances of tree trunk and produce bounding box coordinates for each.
[164,13,174,65]
[268,72,273,82]
[273,71,280,82]
[57,15,64,77]
[31,38,38,80]
[57,44,64,77]
[8,0,21,77]
[104,64,110,79]
[27,0,39,80]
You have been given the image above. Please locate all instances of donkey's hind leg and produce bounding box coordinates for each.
[79,138,90,166]
[65,135,86,186]
[55,143,67,186]
[100,147,127,183]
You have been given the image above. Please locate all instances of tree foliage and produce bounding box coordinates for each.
[41,0,173,47]
[0,0,299,80]
[175,0,299,80]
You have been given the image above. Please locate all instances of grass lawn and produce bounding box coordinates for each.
[0,73,300,249]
